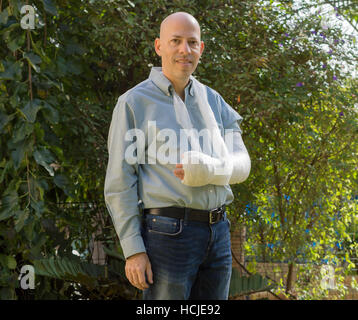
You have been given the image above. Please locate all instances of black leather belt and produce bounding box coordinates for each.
[143,205,226,224]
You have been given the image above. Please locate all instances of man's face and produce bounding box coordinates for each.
[155,16,204,81]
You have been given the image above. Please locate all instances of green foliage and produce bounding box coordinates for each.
[230,2,358,299]
[0,0,357,299]
[32,254,138,299]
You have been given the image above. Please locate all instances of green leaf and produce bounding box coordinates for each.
[29,234,48,259]
[65,41,87,55]
[7,33,25,52]
[12,120,34,143]
[30,200,45,218]
[0,190,19,221]
[33,256,105,288]
[42,102,59,124]
[0,60,22,80]
[31,38,52,64]
[0,8,9,25]
[14,210,29,232]
[0,161,11,184]
[23,52,42,73]
[67,60,83,75]
[103,246,125,261]
[20,99,42,123]
[54,174,70,193]
[43,0,58,16]
[33,147,55,176]
[0,111,15,131]
[9,139,28,169]
[0,254,6,268]
[6,256,17,270]
[56,56,68,75]
[46,258,61,278]
[23,216,35,241]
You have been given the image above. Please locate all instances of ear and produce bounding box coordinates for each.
[154,38,161,57]
[199,40,205,56]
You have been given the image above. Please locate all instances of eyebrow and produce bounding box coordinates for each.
[171,35,199,40]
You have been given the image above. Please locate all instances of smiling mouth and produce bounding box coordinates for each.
[176,60,192,65]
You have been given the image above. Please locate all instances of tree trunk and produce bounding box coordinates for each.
[286,262,294,295]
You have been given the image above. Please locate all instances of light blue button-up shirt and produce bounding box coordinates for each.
[104,67,244,259]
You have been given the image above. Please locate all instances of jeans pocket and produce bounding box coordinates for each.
[146,214,183,236]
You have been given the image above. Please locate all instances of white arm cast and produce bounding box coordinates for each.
[181,131,251,187]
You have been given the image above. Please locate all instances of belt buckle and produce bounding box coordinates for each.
[209,207,221,224]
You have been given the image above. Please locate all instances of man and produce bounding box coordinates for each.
[104,12,251,300]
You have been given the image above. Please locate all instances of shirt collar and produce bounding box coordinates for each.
[149,67,195,97]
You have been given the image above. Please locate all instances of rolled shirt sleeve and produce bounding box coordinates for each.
[104,97,146,259]
[218,94,243,134]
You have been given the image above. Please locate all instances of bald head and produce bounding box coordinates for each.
[160,12,201,40]
[154,11,204,91]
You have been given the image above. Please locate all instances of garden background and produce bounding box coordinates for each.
[0,0,357,300]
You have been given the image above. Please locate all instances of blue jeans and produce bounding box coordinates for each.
[141,211,232,300]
